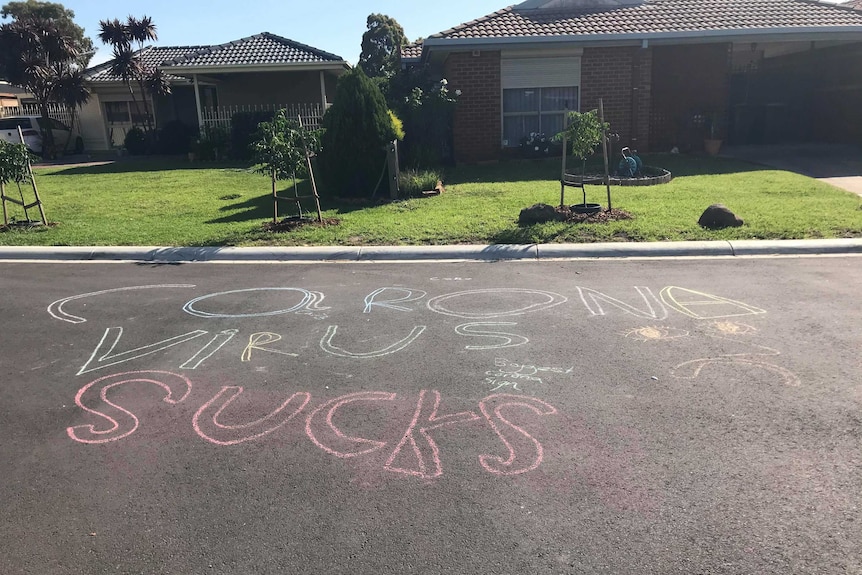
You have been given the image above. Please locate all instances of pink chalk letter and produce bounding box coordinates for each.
[67,371,192,444]
[305,392,395,458]
[478,393,558,476]
[384,390,479,479]
[193,386,311,446]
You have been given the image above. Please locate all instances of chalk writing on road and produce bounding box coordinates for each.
[47,284,196,324]
[455,322,530,350]
[483,358,574,392]
[182,288,329,319]
[67,371,559,479]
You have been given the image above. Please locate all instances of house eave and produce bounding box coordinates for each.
[422,26,862,55]
[163,61,350,75]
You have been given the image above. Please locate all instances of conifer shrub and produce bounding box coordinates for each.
[319,68,396,197]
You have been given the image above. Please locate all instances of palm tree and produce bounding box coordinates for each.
[54,66,91,154]
[98,16,160,134]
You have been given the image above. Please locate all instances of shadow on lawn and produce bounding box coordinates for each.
[445,154,768,186]
[42,158,249,175]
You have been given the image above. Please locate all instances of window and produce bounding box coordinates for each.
[0,118,33,130]
[105,101,130,123]
[104,101,149,124]
[502,86,578,147]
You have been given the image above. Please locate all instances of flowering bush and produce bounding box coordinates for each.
[518,132,560,158]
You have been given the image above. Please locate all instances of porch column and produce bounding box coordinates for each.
[319,70,327,111]
[193,74,204,131]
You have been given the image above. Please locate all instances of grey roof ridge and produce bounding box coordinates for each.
[84,44,212,78]
[430,6,516,39]
[161,32,346,67]
[259,31,346,62]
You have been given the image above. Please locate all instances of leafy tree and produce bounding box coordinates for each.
[319,68,397,198]
[0,16,79,155]
[386,66,459,167]
[556,110,610,208]
[251,109,322,223]
[358,13,406,79]
[1,0,93,67]
[98,15,168,136]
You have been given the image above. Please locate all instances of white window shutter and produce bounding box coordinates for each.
[501,57,581,89]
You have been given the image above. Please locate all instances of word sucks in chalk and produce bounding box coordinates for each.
[67,371,558,480]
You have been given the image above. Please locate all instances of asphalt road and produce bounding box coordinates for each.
[1,257,860,574]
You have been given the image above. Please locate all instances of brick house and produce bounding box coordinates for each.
[402,0,862,163]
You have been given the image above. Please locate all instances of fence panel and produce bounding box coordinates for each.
[200,103,323,133]
[0,103,76,129]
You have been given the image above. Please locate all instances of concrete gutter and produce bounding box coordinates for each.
[1,239,861,262]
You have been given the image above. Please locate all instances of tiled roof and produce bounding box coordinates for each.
[84,46,205,83]
[401,41,424,60]
[843,0,862,9]
[162,33,345,68]
[84,33,346,82]
[429,0,862,40]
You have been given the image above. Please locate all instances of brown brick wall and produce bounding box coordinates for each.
[444,51,502,163]
[649,43,731,152]
[581,46,653,152]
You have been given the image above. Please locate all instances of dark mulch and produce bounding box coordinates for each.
[263,216,341,233]
[558,207,634,223]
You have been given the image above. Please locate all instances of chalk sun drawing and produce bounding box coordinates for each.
[193,387,310,446]
[384,390,480,479]
[67,371,193,444]
[319,325,426,359]
[455,322,530,350]
[426,289,567,319]
[48,284,196,324]
[182,288,329,319]
[623,325,690,342]
[709,321,758,336]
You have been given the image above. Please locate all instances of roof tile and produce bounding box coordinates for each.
[429,0,862,40]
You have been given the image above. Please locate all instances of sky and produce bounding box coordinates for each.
[29,0,511,67]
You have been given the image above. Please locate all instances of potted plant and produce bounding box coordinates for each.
[704,111,725,156]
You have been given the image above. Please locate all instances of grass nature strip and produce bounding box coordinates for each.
[0,154,860,247]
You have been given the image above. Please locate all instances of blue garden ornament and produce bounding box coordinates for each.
[618,147,637,178]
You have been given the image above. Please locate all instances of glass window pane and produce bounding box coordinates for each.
[503,114,540,147]
[105,101,130,123]
[503,88,539,113]
[541,87,578,112]
[540,113,565,138]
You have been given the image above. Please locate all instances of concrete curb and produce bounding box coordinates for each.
[0,239,860,262]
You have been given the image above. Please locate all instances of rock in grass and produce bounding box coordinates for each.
[519,203,562,225]
[698,204,743,229]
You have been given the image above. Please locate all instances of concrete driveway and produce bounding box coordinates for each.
[722,143,862,197]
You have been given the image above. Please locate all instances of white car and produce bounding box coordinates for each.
[0,115,83,155]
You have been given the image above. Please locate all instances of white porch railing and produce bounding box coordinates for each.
[201,103,324,132]
[0,102,77,128]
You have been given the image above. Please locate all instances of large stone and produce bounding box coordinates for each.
[519,203,562,225]
[698,204,743,229]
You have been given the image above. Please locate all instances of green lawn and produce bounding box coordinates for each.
[1,154,860,246]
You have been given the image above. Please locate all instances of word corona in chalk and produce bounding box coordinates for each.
[67,372,558,480]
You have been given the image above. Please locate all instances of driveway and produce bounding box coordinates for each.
[723,143,862,197]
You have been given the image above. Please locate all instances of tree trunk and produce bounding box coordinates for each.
[38,102,55,159]
[272,170,278,224]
